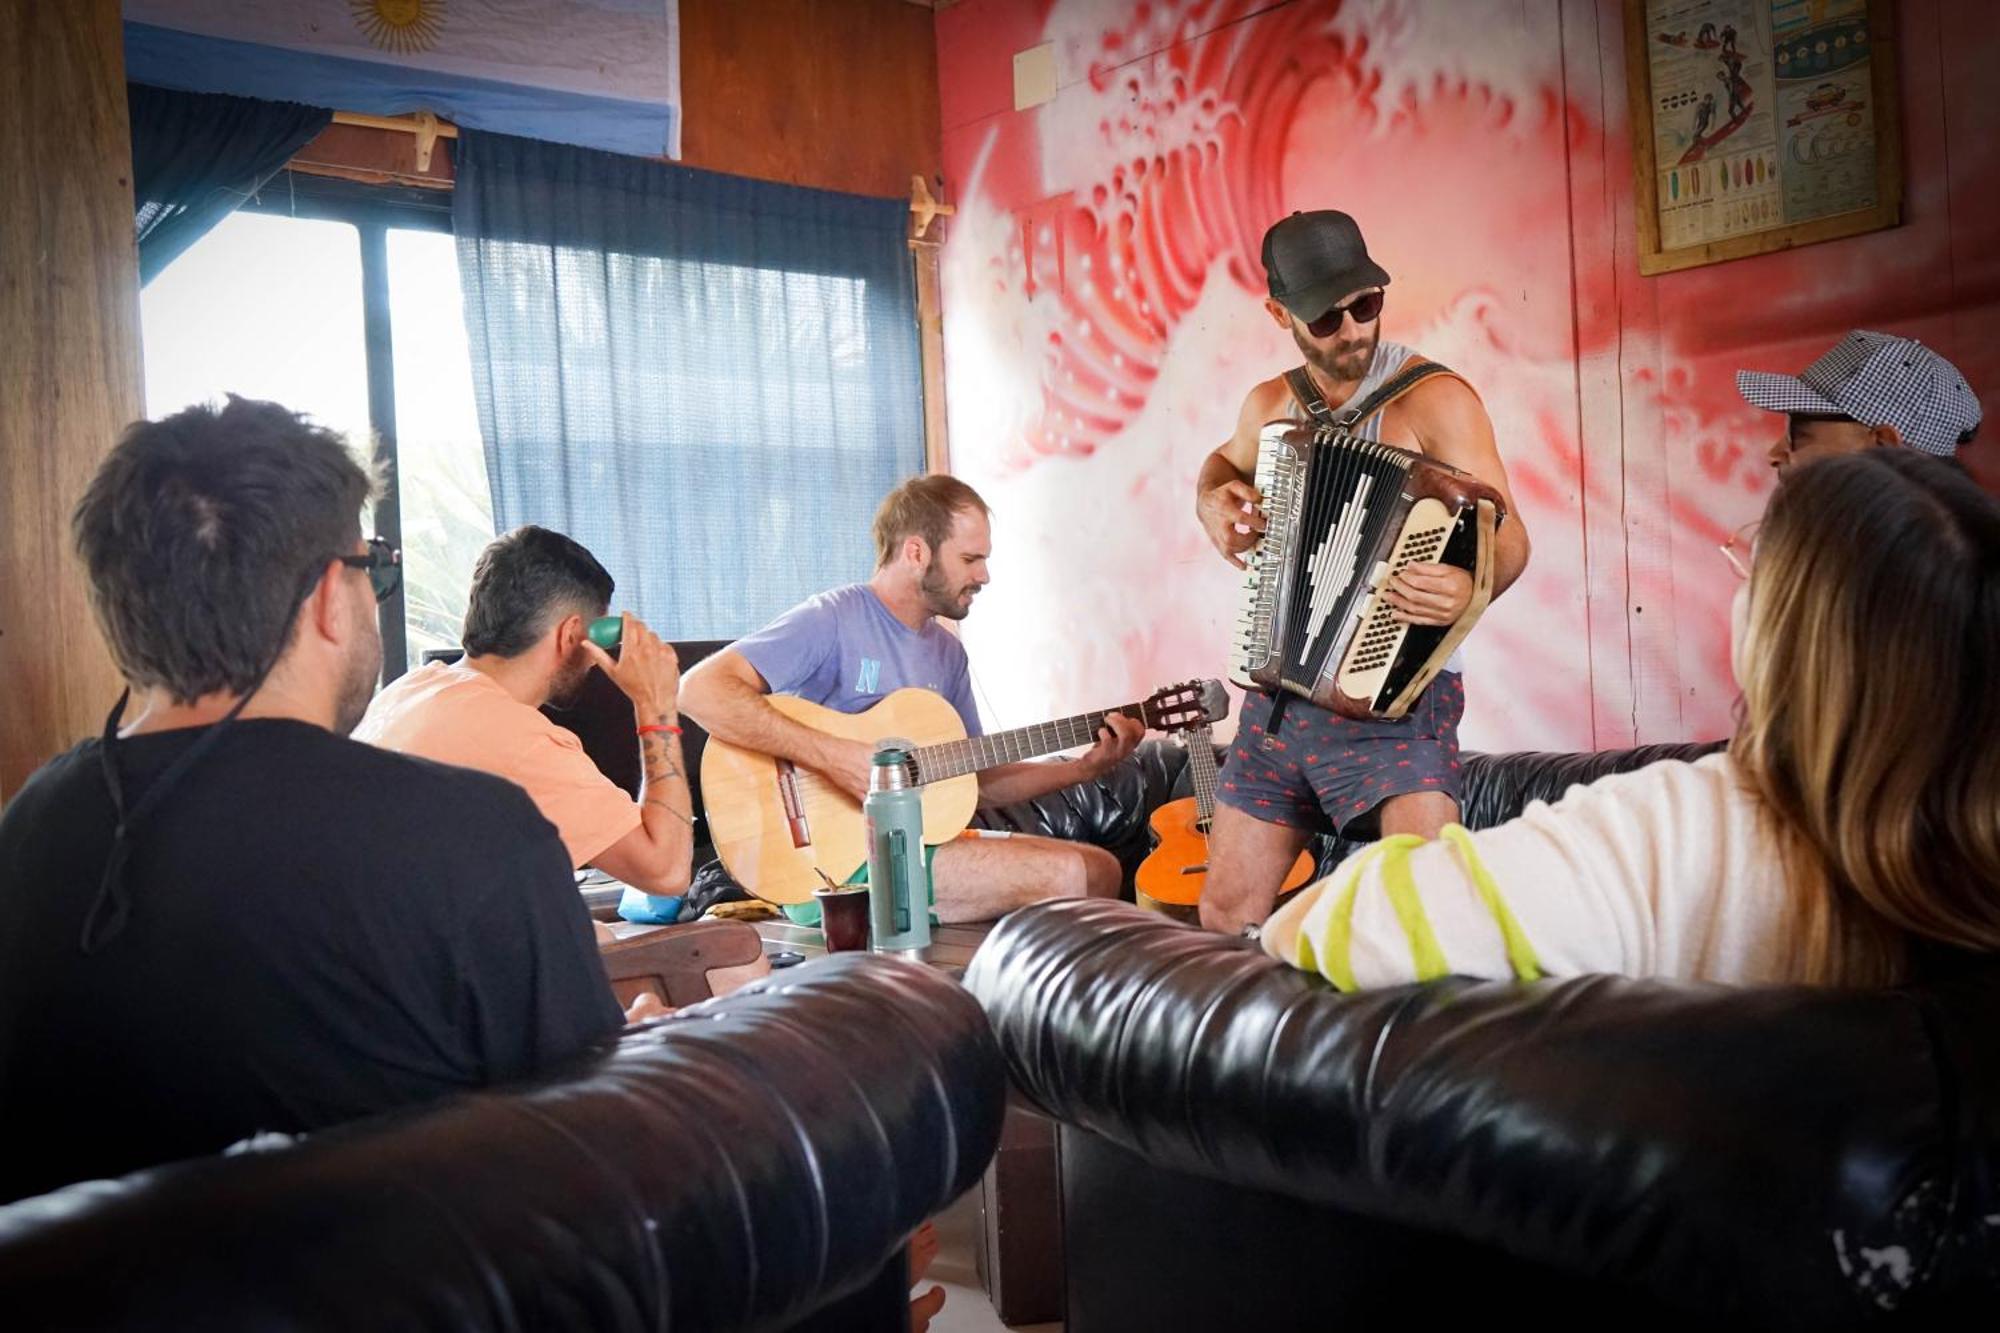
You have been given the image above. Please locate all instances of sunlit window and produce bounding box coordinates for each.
[139,206,496,675]
[388,229,494,668]
[141,212,369,443]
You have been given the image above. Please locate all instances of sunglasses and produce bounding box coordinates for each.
[337,535,403,603]
[1304,289,1385,338]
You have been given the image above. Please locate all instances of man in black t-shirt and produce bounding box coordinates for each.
[0,397,623,1206]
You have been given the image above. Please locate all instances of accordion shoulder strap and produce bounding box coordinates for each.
[1285,359,1463,432]
[1284,366,1333,423]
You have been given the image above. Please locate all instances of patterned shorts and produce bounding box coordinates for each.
[1215,673,1466,838]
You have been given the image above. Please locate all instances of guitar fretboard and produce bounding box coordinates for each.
[1185,724,1220,833]
[913,704,1149,782]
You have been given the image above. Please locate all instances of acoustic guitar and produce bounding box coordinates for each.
[1134,724,1315,922]
[701,680,1226,905]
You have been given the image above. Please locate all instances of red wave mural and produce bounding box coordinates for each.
[936,0,2000,756]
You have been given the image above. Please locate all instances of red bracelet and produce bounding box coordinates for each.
[637,723,682,736]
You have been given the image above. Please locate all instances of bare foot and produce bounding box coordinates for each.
[908,1219,940,1285]
[622,992,673,1025]
[909,1285,946,1332]
[704,953,773,999]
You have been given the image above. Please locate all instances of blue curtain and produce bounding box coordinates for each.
[128,84,330,285]
[451,131,926,640]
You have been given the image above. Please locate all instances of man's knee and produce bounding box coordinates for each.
[1378,790,1460,837]
[1077,844,1121,898]
[1038,843,1121,902]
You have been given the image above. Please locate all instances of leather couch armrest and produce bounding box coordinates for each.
[965,899,1989,1327]
[0,955,1006,1331]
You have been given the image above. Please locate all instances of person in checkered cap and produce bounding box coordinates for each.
[1738,329,1982,472]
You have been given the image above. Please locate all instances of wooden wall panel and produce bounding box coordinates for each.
[1937,0,2000,494]
[679,0,941,198]
[0,0,142,803]
[1561,0,1640,749]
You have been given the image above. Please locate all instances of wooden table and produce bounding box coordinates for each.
[749,917,990,974]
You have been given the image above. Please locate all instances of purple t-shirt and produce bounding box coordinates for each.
[734,584,983,736]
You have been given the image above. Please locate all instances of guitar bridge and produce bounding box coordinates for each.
[775,760,812,849]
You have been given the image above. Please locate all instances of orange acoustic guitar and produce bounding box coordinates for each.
[1135,723,1315,922]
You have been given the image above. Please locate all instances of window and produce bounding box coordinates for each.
[140,163,927,670]
[138,175,494,679]
[385,229,494,667]
[142,212,370,446]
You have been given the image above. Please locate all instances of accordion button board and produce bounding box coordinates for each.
[1233,420,1497,720]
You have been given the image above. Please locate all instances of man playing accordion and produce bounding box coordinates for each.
[1194,210,1532,936]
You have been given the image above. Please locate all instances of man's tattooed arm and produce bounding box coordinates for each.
[640,720,695,827]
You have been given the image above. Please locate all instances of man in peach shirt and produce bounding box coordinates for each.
[356,527,694,898]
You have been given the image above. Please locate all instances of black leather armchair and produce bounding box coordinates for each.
[966,890,2000,1328]
[0,954,1006,1332]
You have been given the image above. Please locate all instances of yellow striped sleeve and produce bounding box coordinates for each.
[1285,829,1543,989]
[1293,834,1431,990]
[1378,835,1450,981]
[1288,840,1387,990]
[1440,824,1543,981]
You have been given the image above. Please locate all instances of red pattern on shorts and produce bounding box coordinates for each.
[1216,674,1466,835]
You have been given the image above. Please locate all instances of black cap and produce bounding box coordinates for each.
[1261,210,1391,319]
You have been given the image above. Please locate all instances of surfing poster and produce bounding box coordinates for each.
[1645,0,1783,248]
[1630,0,1898,272]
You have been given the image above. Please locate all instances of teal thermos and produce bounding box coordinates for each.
[865,744,930,953]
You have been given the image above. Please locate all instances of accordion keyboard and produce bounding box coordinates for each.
[1335,497,1454,703]
[1233,424,1305,679]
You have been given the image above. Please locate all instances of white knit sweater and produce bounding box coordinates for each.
[1262,752,1803,987]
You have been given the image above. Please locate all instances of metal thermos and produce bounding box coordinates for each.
[865,744,930,953]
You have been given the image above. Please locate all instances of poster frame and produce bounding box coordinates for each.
[1624,0,1903,276]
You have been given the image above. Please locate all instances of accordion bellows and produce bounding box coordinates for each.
[1233,421,1503,720]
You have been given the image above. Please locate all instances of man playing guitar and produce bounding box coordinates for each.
[679,475,1144,923]
[1194,210,1532,936]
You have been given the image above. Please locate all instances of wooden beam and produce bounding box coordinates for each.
[0,0,143,803]
[330,109,457,173]
[291,119,456,190]
[912,208,948,472]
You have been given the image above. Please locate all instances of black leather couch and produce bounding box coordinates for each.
[0,954,1005,1332]
[970,734,1727,888]
[962,743,2000,1330]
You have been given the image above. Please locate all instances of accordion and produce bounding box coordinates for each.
[1233,421,1503,720]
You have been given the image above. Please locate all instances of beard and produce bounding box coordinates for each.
[332,610,384,737]
[920,557,980,621]
[1293,321,1378,386]
[548,649,594,707]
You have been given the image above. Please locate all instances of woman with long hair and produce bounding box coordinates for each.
[1262,448,2000,988]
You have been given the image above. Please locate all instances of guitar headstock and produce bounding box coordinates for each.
[1139,679,1231,734]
